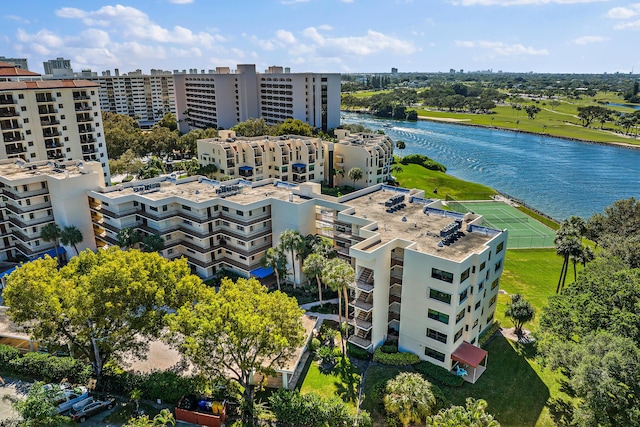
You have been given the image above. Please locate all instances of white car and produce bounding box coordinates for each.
[44,383,90,414]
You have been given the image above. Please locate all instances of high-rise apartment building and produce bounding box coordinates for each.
[0,62,110,182]
[88,69,176,127]
[43,57,72,76]
[174,64,340,133]
[0,57,29,71]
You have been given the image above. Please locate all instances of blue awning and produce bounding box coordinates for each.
[292,163,306,168]
[31,246,66,261]
[239,166,253,171]
[0,266,17,279]
[250,266,274,278]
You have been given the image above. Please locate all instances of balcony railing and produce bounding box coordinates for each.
[0,110,19,118]
[0,98,15,105]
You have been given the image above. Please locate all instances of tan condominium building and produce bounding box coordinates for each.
[85,175,505,374]
[0,159,102,262]
[174,64,340,133]
[0,62,110,182]
[88,69,176,127]
[196,129,393,189]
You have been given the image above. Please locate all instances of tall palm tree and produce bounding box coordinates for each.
[395,140,406,158]
[384,372,436,427]
[347,167,363,189]
[60,225,83,256]
[322,258,355,354]
[278,230,303,288]
[303,253,326,305]
[261,247,287,291]
[554,218,584,294]
[40,223,62,262]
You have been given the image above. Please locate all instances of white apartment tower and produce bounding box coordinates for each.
[90,69,176,127]
[0,62,110,182]
[174,64,340,133]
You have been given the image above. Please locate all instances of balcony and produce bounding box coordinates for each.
[82,148,98,155]
[391,257,404,267]
[389,293,402,305]
[4,145,26,155]
[0,109,19,118]
[40,119,60,126]
[45,141,62,149]
[75,104,92,112]
[80,137,96,144]
[388,311,401,322]
[0,97,15,105]
[76,115,93,123]
[73,94,90,100]
[0,123,21,130]
[78,126,95,134]
[43,130,61,138]
[238,166,253,177]
[350,297,373,312]
[35,95,55,103]
[38,107,57,115]
[47,152,65,160]
[348,334,372,350]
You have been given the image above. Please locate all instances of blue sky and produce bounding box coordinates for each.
[1,0,640,75]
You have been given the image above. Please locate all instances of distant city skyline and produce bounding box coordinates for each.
[1,1,639,75]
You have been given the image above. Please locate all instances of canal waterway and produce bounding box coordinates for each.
[342,112,640,220]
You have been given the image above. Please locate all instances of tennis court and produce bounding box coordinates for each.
[446,199,556,249]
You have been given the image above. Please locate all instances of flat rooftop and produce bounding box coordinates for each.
[344,188,500,260]
[96,178,309,205]
[0,160,90,181]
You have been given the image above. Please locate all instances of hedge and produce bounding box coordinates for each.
[414,361,464,387]
[346,343,370,360]
[372,348,420,366]
[0,344,21,368]
[400,154,447,172]
[6,350,91,384]
[479,320,501,348]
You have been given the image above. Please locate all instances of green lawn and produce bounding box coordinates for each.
[299,356,361,410]
[394,162,498,200]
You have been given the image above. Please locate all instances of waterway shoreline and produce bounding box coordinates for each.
[341,109,640,150]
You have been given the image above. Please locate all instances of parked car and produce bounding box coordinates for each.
[69,396,117,423]
[44,383,90,414]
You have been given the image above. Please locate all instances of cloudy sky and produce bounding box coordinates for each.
[2,0,640,75]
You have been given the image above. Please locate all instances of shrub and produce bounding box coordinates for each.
[479,320,501,347]
[372,348,420,366]
[8,352,91,384]
[346,343,370,360]
[380,344,398,354]
[400,154,447,172]
[309,338,321,352]
[414,361,464,387]
[0,344,21,368]
[315,346,337,367]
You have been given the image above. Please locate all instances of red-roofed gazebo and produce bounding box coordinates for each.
[451,341,488,383]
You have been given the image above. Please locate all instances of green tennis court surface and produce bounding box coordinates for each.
[447,200,556,249]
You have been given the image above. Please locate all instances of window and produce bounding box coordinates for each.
[222,206,229,212]
[182,205,192,211]
[475,301,481,310]
[21,106,26,111]
[495,260,502,272]
[459,288,469,303]
[478,281,484,291]
[62,126,67,131]
[27,131,32,136]
[236,210,243,216]
[456,309,465,324]
[23,118,29,123]
[426,328,447,344]
[429,289,451,304]
[60,115,65,120]
[473,319,479,329]
[491,278,499,290]
[424,347,445,362]
[44,196,49,202]
[487,313,494,323]
[479,261,486,271]
[496,242,504,253]
[489,295,497,307]
[183,220,192,226]
[18,94,24,99]
[460,268,470,283]
[428,309,449,324]
[431,268,453,283]
[454,328,463,342]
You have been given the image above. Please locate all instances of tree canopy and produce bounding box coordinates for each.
[166,277,305,412]
[384,372,436,427]
[3,248,204,383]
[426,398,500,427]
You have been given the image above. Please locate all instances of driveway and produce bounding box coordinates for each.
[0,377,28,422]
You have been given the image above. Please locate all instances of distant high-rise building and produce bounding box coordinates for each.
[0,61,110,182]
[43,57,72,76]
[173,64,340,133]
[85,69,176,127]
[0,57,29,70]
[391,67,398,76]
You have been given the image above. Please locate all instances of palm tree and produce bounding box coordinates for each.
[261,247,287,291]
[554,218,584,293]
[40,223,62,262]
[570,244,595,279]
[278,230,303,288]
[117,227,142,250]
[130,389,143,416]
[395,140,406,158]
[60,225,83,256]
[303,253,326,306]
[384,372,436,427]
[322,258,355,353]
[347,167,363,189]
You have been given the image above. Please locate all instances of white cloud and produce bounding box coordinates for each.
[455,40,548,55]
[301,27,417,55]
[276,30,297,44]
[4,15,30,24]
[318,24,333,30]
[572,35,608,44]
[169,0,194,3]
[452,0,607,5]
[607,3,640,18]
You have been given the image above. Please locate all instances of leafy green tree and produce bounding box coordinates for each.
[3,248,204,384]
[103,112,143,158]
[177,128,218,154]
[384,372,436,427]
[347,167,363,189]
[142,127,179,157]
[274,118,313,137]
[524,105,541,119]
[167,277,305,421]
[426,398,500,426]
[504,294,535,336]
[261,247,287,291]
[322,258,355,353]
[124,409,175,427]
[60,225,83,256]
[117,227,142,250]
[396,140,406,158]
[155,113,178,132]
[39,223,61,262]
[278,229,303,287]
[231,118,272,137]
[2,381,70,427]
[303,253,326,306]
[141,234,164,253]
